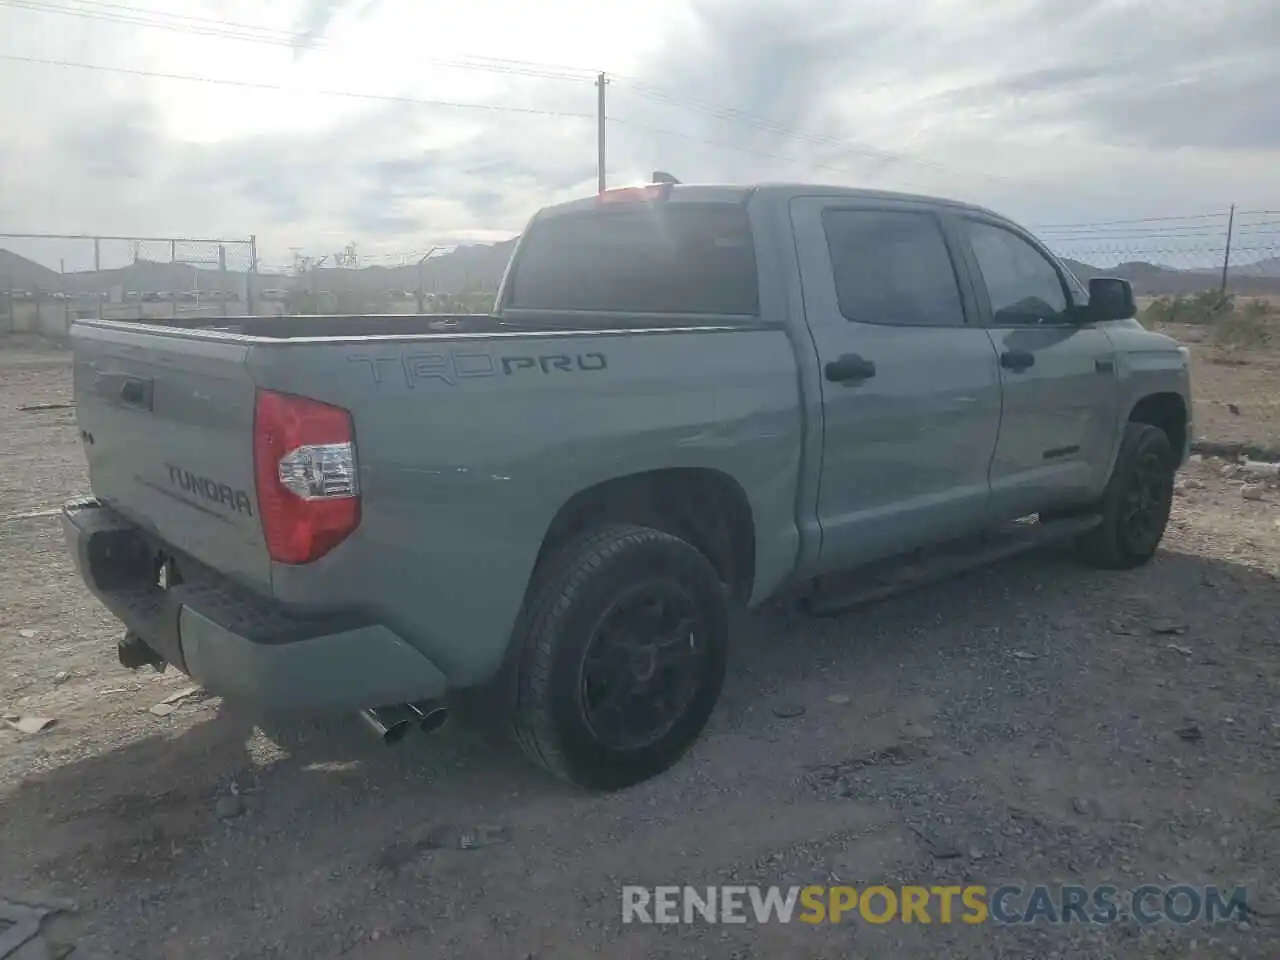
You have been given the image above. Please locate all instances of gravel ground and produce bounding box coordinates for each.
[1,341,1278,960]
[1161,321,1280,455]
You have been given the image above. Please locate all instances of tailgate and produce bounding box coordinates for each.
[71,322,272,592]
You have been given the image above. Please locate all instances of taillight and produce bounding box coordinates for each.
[253,389,360,564]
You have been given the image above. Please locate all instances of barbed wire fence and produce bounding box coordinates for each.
[307,209,1280,317]
[2,212,1277,334]
[1032,209,1280,297]
[0,232,256,337]
[279,244,498,316]
[1,15,1276,319]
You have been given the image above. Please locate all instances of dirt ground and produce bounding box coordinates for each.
[1157,321,1280,454]
[1,334,1278,959]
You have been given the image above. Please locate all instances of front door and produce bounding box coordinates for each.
[952,216,1120,519]
[789,197,1004,570]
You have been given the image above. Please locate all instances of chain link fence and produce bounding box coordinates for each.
[291,214,1280,317]
[4,213,1277,336]
[1034,209,1280,298]
[0,232,257,338]
[280,244,505,317]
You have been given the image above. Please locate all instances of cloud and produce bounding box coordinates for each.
[920,0,1280,151]
[0,0,1276,272]
[290,0,385,51]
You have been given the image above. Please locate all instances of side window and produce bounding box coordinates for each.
[963,220,1070,325]
[821,209,965,326]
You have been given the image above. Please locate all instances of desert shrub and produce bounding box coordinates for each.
[1212,298,1274,351]
[1143,290,1235,326]
[430,291,495,314]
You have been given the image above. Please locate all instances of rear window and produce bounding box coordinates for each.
[505,202,760,316]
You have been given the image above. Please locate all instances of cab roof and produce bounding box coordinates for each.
[534,182,1006,223]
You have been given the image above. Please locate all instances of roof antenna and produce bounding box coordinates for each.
[652,171,680,184]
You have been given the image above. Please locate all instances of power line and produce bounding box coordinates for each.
[609,82,1041,191]
[1036,222,1233,236]
[0,53,597,119]
[604,115,1137,202]
[0,0,598,83]
[606,116,876,181]
[1028,212,1230,229]
[1053,247,1276,257]
[0,0,1143,198]
[6,2,1279,224]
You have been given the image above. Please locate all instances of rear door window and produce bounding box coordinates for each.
[505,202,759,316]
[821,209,967,326]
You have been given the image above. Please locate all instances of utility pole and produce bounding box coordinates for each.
[94,238,102,320]
[248,234,258,315]
[416,247,438,314]
[596,72,607,194]
[1220,203,1235,293]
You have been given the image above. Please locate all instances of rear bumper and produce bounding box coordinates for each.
[61,498,448,711]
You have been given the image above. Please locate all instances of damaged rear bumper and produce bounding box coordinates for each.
[61,497,448,712]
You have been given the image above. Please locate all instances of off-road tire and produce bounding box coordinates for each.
[1075,422,1176,569]
[512,524,729,790]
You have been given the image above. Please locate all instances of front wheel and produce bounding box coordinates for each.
[512,524,730,790]
[1075,422,1176,569]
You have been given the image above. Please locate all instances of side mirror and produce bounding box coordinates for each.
[1087,277,1136,322]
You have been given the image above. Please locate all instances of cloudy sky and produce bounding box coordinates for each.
[0,0,1277,271]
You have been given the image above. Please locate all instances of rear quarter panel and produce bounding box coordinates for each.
[246,326,803,686]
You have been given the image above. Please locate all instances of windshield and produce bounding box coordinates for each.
[504,202,760,316]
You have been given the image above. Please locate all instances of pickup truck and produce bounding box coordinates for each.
[62,182,1192,790]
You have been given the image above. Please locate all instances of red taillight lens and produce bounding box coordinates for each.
[253,389,360,565]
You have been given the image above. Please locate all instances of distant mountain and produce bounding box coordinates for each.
[6,239,1278,301]
[0,249,62,292]
[0,238,519,299]
[1062,257,1280,297]
[61,259,242,295]
[1234,256,1280,279]
[302,239,517,295]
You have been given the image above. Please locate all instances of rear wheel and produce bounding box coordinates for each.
[1075,422,1175,569]
[512,524,729,790]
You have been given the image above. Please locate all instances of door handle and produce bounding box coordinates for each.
[825,354,877,384]
[1000,350,1035,372]
[97,373,154,411]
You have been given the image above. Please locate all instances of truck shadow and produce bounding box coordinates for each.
[1,543,1276,937]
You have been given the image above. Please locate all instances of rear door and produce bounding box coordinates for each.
[71,322,272,591]
[950,216,1120,518]
[789,197,1004,569]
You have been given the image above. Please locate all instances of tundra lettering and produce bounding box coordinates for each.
[164,463,254,516]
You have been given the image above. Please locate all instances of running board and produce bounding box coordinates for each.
[801,513,1103,618]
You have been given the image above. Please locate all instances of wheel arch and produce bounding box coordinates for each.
[533,467,758,604]
[1127,392,1189,464]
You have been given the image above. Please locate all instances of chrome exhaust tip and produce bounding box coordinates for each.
[418,705,451,735]
[359,701,450,744]
[359,705,417,745]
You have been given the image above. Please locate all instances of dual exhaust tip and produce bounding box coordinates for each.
[359,701,451,745]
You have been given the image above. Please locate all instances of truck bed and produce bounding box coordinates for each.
[105,311,767,340]
[68,314,804,679]
[109,313,508,339]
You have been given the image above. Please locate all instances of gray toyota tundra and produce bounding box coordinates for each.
[62,182,1192,789]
